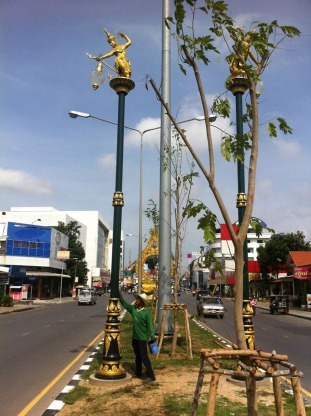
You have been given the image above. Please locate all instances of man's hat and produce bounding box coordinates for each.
[134,293,149,307]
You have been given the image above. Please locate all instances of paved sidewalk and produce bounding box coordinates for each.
[256,301,311,320]
[0,297,76,314]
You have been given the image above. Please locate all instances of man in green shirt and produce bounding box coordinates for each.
[119,292,156,382]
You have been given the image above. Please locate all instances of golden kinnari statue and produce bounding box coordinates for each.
[86,28,132,78]
[229,27,258,78]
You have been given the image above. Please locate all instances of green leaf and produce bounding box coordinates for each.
[277,117,293,135]
[280,25,301,38]
[267,122,277,138]
[179,63,187,75]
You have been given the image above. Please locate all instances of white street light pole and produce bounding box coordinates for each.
[68,111,216,297]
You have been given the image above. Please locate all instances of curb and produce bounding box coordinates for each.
[42,309,127,415]
[42,342,103,415]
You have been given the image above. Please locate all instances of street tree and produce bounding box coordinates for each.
[257,231,311,278]
[170,131,199,303]
[147,1,300,413]
[55,221,88,284]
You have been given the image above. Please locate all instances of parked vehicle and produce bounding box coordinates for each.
[78,289,97,305]
[197,296,224,318]
[269,295,289,314]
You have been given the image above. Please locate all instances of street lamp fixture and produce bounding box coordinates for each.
[32,219,41,224]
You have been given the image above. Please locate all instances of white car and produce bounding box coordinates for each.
[197,296,224,318]
[77,289,97,305]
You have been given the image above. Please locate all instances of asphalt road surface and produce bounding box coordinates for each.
[179,292,311,394]
[0,295,110,416]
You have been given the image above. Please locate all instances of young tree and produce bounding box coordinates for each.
[55,221,88,284]
[170,131,199,303]
[147,1,300,413]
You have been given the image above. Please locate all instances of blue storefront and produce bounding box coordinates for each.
[5,222,70,299]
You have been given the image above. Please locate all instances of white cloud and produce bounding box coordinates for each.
[274,140,301,158]
[125,117,161,148]
[97,153,116,170]
[292,182,311,199]
[258,179,274,198]
[0,169,52,195]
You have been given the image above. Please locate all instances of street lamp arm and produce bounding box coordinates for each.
[69,111,143,135]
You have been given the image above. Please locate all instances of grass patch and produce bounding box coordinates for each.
[60,309,309,416]
[62,385,90,405]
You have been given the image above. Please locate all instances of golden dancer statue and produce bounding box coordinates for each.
[229,28,258,78]
[87,29,132,78]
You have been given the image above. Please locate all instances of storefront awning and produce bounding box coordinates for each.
[26,272,71,279]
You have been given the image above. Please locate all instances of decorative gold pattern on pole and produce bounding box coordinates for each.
[242,300,255,350]
[236,192,247,208]
[110,77,135,95]
[112,192,124,207]
[226,77,250,95]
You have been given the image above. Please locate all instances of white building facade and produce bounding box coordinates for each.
[1,207,113,288]
[188,218,273,292]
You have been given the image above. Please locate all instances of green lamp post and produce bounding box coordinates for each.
[87,29,135,379]
[227,77,254,350]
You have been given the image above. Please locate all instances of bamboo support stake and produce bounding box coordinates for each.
[272,362,284,416]
[238,360,256,375]
[184,307,193,359]
[171,308,178,356]
[200,349,288,361]
[278,360,297,372]
[153,297,158,325]
[252,358,274,374]
[206,372,220,416]
[207,357,221,370]
[191,358,205,416]
[291,376,307,416]
[156,309,167,358]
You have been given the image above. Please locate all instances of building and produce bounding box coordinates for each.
[1,207,116,293]
[0,221,70,299]
[188,218,273,294]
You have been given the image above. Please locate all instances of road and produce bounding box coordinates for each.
[0,295,110,416]
[2,291,310,415]
[179,292,311,394]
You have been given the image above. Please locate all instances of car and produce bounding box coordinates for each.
[77,289,97,305]
[196,289,209,300]
[197,296,224,318]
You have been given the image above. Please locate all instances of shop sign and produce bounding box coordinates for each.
[294,267,311,280]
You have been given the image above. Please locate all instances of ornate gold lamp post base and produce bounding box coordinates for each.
[95,298,126,379]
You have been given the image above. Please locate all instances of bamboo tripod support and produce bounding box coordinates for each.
[191,349,306,416]
[156,303,193,359]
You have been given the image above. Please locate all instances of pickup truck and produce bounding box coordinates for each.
[77,289,97,305]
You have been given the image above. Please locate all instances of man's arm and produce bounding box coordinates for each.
[146,310,155,340]
[119,293,133,313]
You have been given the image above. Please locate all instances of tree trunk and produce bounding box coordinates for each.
[233,243,247,350]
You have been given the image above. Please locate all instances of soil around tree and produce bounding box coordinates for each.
[58,366,277,415]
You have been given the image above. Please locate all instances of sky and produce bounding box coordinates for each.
[1,0,311,271]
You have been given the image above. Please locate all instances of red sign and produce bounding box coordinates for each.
[294,267,311,280]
